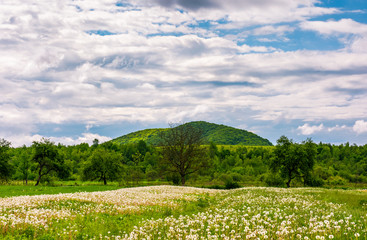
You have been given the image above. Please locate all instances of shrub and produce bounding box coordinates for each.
[230,172,243,182]
[304,176,324,187]
[327,176,348,185]
[264,172,285,187]
[225,181,241,189]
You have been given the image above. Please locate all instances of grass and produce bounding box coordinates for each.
[1,184,366,239]
[0,181,124,198]
[0,185,215,239]
[0,185,123,198]
[0,180,172,198]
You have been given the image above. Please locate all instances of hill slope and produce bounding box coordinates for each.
[111,121,273,146]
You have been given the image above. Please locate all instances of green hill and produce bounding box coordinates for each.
[111,121,273,146]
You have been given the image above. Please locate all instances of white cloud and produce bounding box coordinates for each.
[353,120,367,134]
[300,19,367,35]
[6,133,112,147]
[298,123,324,135]
[0,0,366,145]
[252,25,295,36]
[327,125,348,132]
[349,36,367,53]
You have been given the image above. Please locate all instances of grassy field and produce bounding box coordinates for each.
[0,185,366,239]
[0,181,173,198]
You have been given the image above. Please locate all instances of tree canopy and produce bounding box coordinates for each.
[271,136,316,187]
[159,122,209,185]
[82,147,123,185]
[31,138,66,186]
[0,138,13,181]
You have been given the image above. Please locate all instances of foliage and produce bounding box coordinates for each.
[112,121,273,146]
[31,138,67,186]
[1,133,367,188]
[11,145,34,185]
[0,139,13,181]
[270,136,316,187]
[159,122,209,185]
[112,128,166,145]
[264,171,285,187]
[82,148,123,185]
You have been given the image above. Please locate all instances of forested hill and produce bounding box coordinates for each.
[111,121,273,146]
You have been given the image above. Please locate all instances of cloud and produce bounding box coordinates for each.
[152,0,219,10]
[349,36,367,53]
[298,123,324,135]
[327,125,348,132]
[252,25,295,36]
[300,19,367,35]
[6,133,112,147]
[0,0,366,145]
[353,120,367,134]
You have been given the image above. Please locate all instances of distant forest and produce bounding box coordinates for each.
[1,137,367,188]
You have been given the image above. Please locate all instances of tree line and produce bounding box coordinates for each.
[0,124,366,188]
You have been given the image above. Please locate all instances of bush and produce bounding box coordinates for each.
[327,176,348,185]
[146,169,158,181]
[218,173,242,189]
[264,172,285,187]
[166,174,180,185]
[230,172,243,182]
[304,176,324,187]
[219,173,232,184]
[225,181,241,189]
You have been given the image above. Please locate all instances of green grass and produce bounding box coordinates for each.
[0,180,174,198]
[1,185,366,239]
[0,184,122,198]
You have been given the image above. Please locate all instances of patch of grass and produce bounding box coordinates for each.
[309,188,367,209]
[1,186,367,239]
[0,185,123,198]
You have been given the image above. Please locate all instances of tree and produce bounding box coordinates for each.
[14,145,32,185]
[32,138,65,186]
[159,122,208,185]
[270,136,316,188]
[0,139,13,182]
[82,148,123,185]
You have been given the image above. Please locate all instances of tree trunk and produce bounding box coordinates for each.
[286,178,291,188]
[35,166,44,186]
[181,175,186,186]
[35,174,41,186]
[103,177,107,185]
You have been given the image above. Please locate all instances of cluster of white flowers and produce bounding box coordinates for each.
[125,187,366,239]
[0,186,366,239]
[0,186,218,229]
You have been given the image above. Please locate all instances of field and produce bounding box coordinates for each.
[0,186,366,239]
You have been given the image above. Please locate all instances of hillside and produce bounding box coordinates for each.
[112,121,273,146]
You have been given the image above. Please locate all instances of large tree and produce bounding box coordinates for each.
[159,122,208,185]
[82,148,123,185]
[32,138,66,186]
[271,136,316,188]
[0,138,13,181]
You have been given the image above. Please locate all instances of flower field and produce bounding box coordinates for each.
[0,186,366,239]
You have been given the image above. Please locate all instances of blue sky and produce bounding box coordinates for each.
[0,0,367,146]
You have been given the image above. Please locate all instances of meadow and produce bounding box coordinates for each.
[0,185,366,239]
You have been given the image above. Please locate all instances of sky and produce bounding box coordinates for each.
[1,0,367,147]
